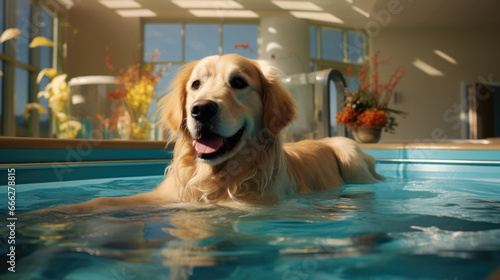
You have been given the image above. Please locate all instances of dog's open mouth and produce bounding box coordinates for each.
[192,126,245,160]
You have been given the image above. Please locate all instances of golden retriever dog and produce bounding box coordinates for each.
[49,54,384,213]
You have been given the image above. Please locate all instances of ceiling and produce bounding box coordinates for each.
[74,0,500,30]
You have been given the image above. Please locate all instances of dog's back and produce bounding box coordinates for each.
[284,137,384,192]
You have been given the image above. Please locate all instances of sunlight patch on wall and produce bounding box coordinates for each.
[352,5,370,18]
[433,50,458,65]
[413,58,444,77]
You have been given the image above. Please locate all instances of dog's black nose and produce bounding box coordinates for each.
[191,100,218,122]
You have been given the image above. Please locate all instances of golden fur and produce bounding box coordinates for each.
[47,54,383,213]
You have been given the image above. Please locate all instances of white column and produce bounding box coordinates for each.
[260,16,310,75]
[260,16,314,140]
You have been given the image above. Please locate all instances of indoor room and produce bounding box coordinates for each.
[1,1,500,279]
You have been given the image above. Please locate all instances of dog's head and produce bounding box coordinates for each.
[159,54,296,165]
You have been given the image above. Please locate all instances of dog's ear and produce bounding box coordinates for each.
[158,61,197,137]
[258,63,296,136]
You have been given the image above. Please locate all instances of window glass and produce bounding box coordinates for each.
[0,60,3,134]
[40,9,54,70]
[0,0,4,54]
[329,79,337,131]
[347,77,360,93]
[144,24,182,62]
[38,10,54,136]
[15,67,29,137]
[309,26,317,59]
[185,24,219,61]
[149,64,181,139]
[222,24,258,59]
[38,81,50,137]
[321,28,343,62]
[347,32,365,64]
[155,64,180,98]
[149,63,181,121]
[16,0,32,64]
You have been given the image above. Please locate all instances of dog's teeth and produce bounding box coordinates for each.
[197,133,202,139]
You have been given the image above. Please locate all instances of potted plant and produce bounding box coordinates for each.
[336,51,406,143]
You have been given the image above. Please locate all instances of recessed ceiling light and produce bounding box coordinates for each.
[116,9,157,17]
[99,0,141,9]
[352,6,370,18]
[290,11,343,24]
[272,1,322,11]
[413,59,444,77]
[189,9,258,18]
[172,1,243,9]
[433,50,458,65]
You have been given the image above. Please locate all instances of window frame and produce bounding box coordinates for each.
[0,0,60,137]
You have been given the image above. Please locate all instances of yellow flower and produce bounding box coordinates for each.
[45,74,67,94]
[0,28,21,43]
[29,36,55,48]
[59,120,82,139]
[24,103,47,119]
[37,91,50,99]
[37,68,57,84]
[56,112,67,122]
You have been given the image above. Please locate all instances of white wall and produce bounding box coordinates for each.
[372,28,500,142]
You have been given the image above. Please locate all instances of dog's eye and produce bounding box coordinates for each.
[192,80,201,90]
[229,77,248,90]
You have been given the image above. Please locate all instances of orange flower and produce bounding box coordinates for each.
[107,88,127,101]
[336,107,359,126]
[357,109,388,129]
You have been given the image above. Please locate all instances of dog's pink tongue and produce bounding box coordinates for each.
[193,137,223,154]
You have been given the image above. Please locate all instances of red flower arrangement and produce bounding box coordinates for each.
[336,51,406,133]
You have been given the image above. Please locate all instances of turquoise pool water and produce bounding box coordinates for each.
[1,176,500,280]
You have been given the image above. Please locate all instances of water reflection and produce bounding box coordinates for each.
[7,178,500,280]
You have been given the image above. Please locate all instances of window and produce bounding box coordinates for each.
[144,24,182,62]
[0,60,3,134]
[321,28,344,62]
[0,1,58,137]
[0,0,4,54]
[310,25,367,66]
[16,0,31,64]
[309,26,317,59]
[347,31,365,64]
[15,67,29,137]
[185,24,219,61]
[222,24,258,59]
[309,25,367,88]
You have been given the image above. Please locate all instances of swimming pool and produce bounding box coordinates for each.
[1,139,500,279]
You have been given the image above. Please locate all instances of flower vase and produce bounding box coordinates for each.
[131,116,151,140]
[352,127,382,143]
